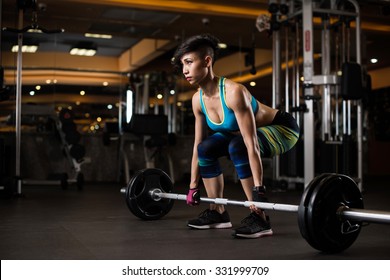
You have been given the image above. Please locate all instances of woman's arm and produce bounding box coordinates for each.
[227,82,263,186]
[189,91,207,189]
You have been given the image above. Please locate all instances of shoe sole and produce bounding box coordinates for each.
[188,222,233,230]
[234,229,273,239]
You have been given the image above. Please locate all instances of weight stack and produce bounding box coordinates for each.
[341,62,363,100]
[340,135,357,176]
[316,140,340,174]
[316,138,357,176]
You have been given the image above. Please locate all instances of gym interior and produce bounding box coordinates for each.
[1,0,390,261]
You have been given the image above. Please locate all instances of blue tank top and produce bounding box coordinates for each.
[199,77,259,132]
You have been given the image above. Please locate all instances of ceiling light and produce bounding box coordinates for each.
[370,58,378,64]
[70,42,97,56]
[27,28,43,33]
[11,45,38,53]
[70,47,96,56]
[218,43,227,49]
[85,33,112,39]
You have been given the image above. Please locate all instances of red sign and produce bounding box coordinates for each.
[305,30,310,52]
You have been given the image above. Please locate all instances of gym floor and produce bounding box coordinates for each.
[0,176,389,260]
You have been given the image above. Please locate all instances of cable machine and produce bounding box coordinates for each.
[259,0,364,191]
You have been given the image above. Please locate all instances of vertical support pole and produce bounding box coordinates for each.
[291,27,296,115]
[118,87,123,134]
[346,0,363,192]
[172,90,178,133]
[163,88,169,116]
[272,28,281,182]
[134,83,142,114]
[302,0,315,188]
[272,30,281,109]
[321,16,331,141]
[153,102,159,114]
[142,74,150,114]
[15,9,23,195]
[284,25,289,113]
[295,21,301,125]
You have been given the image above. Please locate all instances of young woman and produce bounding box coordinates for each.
[172,34,299,238]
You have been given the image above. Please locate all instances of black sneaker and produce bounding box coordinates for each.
[233,212,273,238]
[188,209,232,229]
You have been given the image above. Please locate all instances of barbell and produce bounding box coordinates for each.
[120,168,390,253]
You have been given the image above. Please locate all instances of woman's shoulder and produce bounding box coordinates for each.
[224,78,244,93]
[191,89,202,109]
[224,78,249,102]
[192,89,201,99]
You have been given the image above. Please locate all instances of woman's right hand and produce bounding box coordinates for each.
[186,187,200,206]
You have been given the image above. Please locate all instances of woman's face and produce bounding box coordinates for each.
[180,51,208,85]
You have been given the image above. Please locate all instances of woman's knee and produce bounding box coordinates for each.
[228,137,252,179]
[197,140,215,158]
[228,137,247,160]
[197,140,222,178]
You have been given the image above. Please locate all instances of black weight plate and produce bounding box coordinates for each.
[125,168,174,220]
[306,174,364,253]
[298,173,331,250]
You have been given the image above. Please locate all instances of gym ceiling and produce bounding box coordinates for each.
[1,0,389,121]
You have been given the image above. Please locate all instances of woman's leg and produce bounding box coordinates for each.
[227,136,255,200]
[202,174,225,213]
[228,136,267,216]
[197,133,231,214]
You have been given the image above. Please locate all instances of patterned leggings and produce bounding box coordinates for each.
[197,111,300,179]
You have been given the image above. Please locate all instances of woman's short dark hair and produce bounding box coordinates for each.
[172,34,220,72]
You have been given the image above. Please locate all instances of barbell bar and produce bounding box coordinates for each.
[148,188,300,212]
[121,168,390,253]
[146,189,390,224]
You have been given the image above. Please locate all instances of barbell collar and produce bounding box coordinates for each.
[151,189,299,212]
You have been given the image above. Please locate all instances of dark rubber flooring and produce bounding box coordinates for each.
[1,176,389,260]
